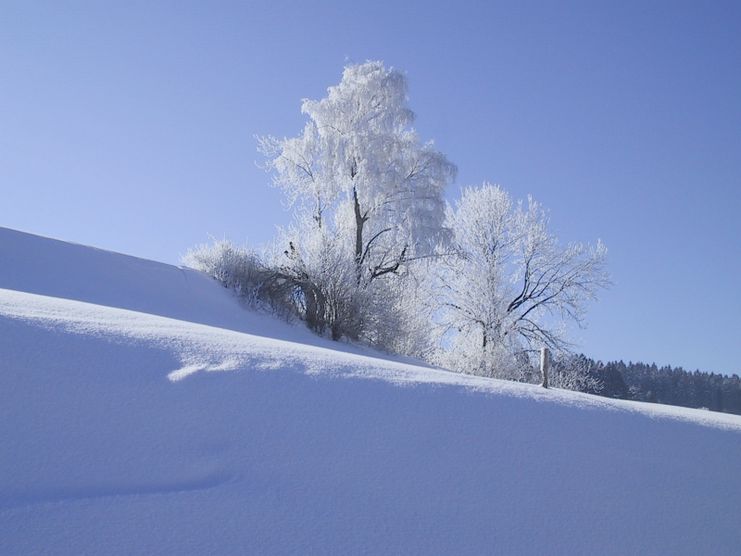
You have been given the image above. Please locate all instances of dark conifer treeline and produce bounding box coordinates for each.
[575,356,741,416]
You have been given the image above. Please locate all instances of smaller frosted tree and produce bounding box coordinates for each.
[435,183,609,379]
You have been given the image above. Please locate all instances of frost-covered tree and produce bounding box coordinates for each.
[435,183,608,379]
[259,61,456,344]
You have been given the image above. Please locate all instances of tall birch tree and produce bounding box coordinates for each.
[260,61,455,341]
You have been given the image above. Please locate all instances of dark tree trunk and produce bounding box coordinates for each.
[353,187,366,284]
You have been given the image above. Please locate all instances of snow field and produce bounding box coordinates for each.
[1,227,740,554]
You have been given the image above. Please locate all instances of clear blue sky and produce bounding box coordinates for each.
[2,0,740,375]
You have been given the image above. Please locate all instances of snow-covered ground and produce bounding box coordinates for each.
[1,227,740,555]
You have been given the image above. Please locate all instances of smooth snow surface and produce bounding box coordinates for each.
[2,227,741,555]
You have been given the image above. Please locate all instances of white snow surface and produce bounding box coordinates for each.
[1,226,740,555]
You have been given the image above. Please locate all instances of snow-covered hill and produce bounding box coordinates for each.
[1,227,740,555]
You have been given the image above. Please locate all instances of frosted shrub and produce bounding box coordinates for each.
[434,331,533,381]
[182,240,266,302]
[359,270,434,358]
[267,219,362,340]
[549,353,603,393]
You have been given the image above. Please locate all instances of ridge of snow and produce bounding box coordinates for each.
[2,287,740,432]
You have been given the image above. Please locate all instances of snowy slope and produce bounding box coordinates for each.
[1,227,740,555]
[0,226,325,342]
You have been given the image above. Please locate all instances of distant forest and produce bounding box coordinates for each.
[577,356,741,416]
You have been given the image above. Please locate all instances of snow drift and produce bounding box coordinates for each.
[1,226,740,555]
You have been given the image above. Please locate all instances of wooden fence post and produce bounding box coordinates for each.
[540,347,550,389]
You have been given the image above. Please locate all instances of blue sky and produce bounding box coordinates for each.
[2,0,740,374]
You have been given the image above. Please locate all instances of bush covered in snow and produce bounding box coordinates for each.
[549,353,603,393]
[182,240,267,303]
